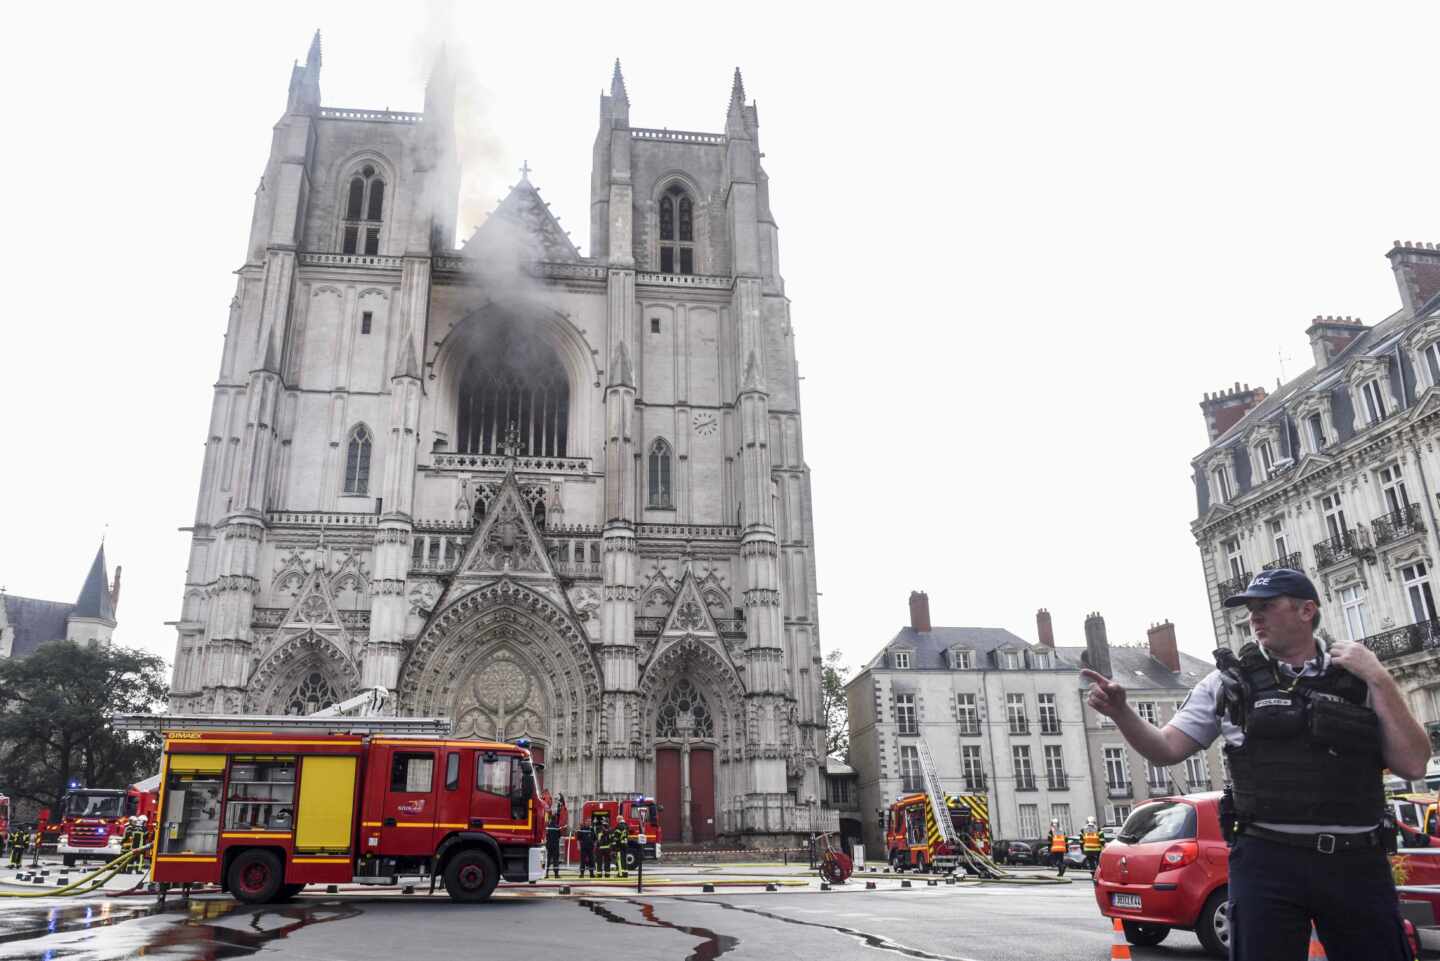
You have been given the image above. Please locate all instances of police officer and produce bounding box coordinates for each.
[1047,819,1068,876]
[1080,817,1104,874]
[611,821,630,878]
[595,816,613,877]
[545,817,563,879]
[1083,568,1428,961]
[577,819,597,879]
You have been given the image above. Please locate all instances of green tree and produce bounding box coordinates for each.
[0,640,168,813]
[821,649,851,763]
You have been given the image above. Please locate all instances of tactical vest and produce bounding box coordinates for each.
[1217,642,1384,826]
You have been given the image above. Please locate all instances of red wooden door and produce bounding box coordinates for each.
[656,748,681,843]
[689,748,715,842]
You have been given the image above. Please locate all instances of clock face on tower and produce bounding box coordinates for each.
[693,413,718,436]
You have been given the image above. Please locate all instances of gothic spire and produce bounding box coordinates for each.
[307,29,322,70]
[74,542,115,621]
[730,67,746,107]
[611,58,629,104]
[725,67,749,137]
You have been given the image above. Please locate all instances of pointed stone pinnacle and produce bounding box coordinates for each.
[731,67,745,104]
[307,29,322,69]
[611,58,628,102]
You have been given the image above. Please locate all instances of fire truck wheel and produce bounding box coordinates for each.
[278,883,306,901]
[443,849,499,903]
[227,850,284,904]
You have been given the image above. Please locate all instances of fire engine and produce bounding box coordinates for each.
[56,778,160,867]
[885,738,993,873]
[112,707,545,904]
[567,796,662,869]
[0,793,9,839]
[885,791,992,872]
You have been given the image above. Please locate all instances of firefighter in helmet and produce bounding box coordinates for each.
[545,815,563,879]
[1080,816,1104,873]
[1048,818,1069,876]
[6,825,26,868]
[595,814,613,877]
[611,819,630,878]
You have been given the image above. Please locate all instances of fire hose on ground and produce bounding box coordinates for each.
[0,843,152,898]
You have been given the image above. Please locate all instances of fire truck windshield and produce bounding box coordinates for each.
[64,793,123,818]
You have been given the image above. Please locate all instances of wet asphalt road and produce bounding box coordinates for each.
[0,880,1219,961]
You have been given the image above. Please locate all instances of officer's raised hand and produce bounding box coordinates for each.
[1080,668,1127,718]
[1327,639,1386,684]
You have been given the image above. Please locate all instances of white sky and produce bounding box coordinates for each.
[2,1,1437,679]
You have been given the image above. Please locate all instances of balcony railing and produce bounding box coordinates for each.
[1314,529,1363,568]
[1263,551,1304,573]
[1015,776,1037,792]
[1047,775,1069,790]
[964,775,987,792]
[1106,782,1132,799]
[1185,778,1213,791]
[1216,572,1252,602]
[1365,618,1440,661]
[1148,779,1174,797]
[1373,504,1426,546]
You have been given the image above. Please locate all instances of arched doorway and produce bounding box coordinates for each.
[653,678,717,843]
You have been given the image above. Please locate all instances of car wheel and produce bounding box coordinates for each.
[227,850,284,905]
[1196,889,1230,959]
[443,849,499,903]
[1122,922,1170,946]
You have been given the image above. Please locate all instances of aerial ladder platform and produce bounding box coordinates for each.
[111,687,452,736]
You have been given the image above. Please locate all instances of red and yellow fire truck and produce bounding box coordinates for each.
[885,792,992,872]
[567,796,662,869]
[151,730,544,903]
[0,793,10,839]
[57,779,160,866]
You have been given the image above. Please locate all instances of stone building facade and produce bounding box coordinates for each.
[1191,241,1440,734]
[846,593,1100,852]
[168,36,826,843]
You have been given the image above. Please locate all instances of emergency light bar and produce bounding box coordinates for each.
[109,713,453,736]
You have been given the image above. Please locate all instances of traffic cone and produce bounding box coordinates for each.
[1308,924,1327,960]
[1109,917,1132,960]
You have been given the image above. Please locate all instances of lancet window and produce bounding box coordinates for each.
[344,425,372,495]
[340,164,386,255]
[455,328,569,457]
[648,438,673,508]
[658,183,695,275]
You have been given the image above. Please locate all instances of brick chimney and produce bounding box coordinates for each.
[1147,620,1181,674]
[1388,242,1440,316]
[1036,608,1054,648]
[1200,383,1267,443]
[908,591,931,633]
[1083,612,1112,678]
[1305,315,1368,369]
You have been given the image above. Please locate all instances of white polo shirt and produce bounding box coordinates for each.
[1167,644,1376,834]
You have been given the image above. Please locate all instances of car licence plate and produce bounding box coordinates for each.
[1111,893,1141,909]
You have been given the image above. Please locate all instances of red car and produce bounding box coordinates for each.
[1097,792,1424,958]
[1094,792,1231,956]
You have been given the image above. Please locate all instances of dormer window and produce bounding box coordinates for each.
[1423,341,1440,388]
[892,651,911,670]
[341,164,386,255]
[1360,378,1389,425]
[1030,649,1052,670]
[658,183,695,275]
[999,650,1021,670]
[1306,413,1327,452]
[949,648,974,670]
[1212,463,1233,503]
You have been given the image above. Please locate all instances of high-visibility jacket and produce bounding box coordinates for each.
[1049,832,1068,854]
[1081,831,1103,853]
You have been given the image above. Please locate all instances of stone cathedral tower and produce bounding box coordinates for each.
[169,35,828,842]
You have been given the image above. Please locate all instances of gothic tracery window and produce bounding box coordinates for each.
[658,183,695,275]
[340,164,386,256]
[455,326,569,457]
[344,425,372,495]
[656,678,714,739]
[648,438,673,508]
[284,671,339,715]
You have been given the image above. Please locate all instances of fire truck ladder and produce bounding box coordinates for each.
[111,687,452,736]
[914,738,961,869]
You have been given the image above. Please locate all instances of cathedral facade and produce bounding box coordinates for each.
[168,35,829,843]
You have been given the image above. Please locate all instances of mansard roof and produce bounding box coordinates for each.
[461,176,580,263]
[863,625,1045,671]
[1,595,73,658]
[1055,644,1212,690]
